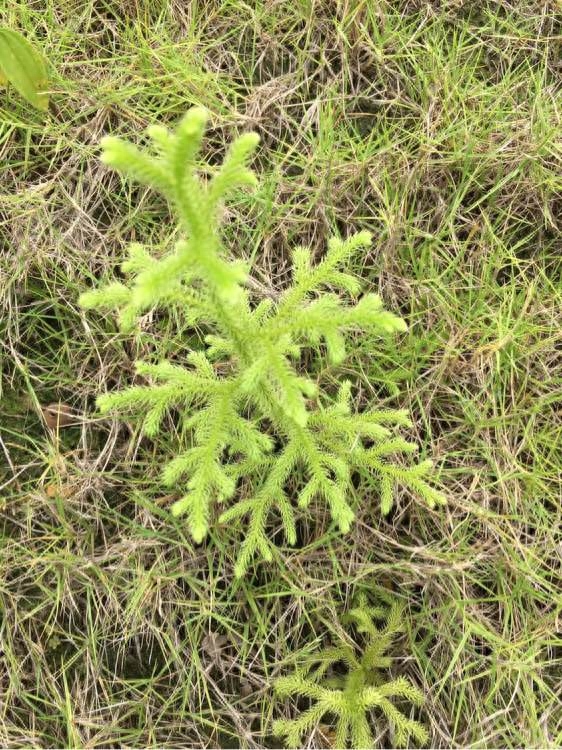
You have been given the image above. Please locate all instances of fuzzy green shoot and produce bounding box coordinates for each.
[273,595,429,748]
[80,108,444,576]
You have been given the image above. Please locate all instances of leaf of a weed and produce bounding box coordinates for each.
[0,28,49,111]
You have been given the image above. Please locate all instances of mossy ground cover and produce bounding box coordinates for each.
[1,1,560,747]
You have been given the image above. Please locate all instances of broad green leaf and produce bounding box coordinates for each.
[0,28,49,111]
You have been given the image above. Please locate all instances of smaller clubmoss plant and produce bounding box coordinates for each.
[80,107,444,576]
[273,595,429,748]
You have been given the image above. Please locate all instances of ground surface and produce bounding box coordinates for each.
[1,1,561,747]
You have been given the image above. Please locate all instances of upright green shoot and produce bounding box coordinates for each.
[80,108,444,576]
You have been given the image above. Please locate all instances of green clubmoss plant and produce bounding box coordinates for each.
[273,596,429,748]
[79,107,445,577]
